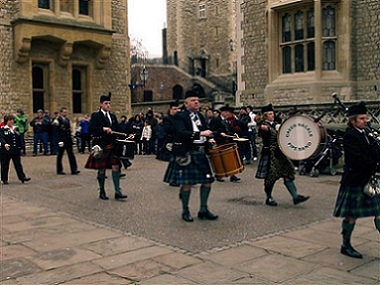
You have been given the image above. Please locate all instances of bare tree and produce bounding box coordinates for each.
[130,37,149,64]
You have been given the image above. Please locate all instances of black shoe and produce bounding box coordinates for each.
[293,195,310,205]
[120,173,126,178]
[99,191,109,200]
[169,182,180,187]
[265,198,278,206]
[57,172,66,175]
[216,177,225,182]
[21,177,31,183]
[71,170,80,175]
[198,210,218,220]
[340,245,363,259]
[182,211,194,222]
[43,153,49,156]
[115,192,128,200]
[230,175,241,182]
[2,181,9,185]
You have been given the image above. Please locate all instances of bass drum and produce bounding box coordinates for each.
[277,115,327,161]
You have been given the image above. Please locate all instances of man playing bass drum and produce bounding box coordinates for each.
[85,93,128,201]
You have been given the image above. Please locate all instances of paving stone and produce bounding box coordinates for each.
[1,244,37,260]
[201,244,267,266]
[302,248,375,271]
[1,215,79,233]
[2,222,97,243]
[0,258,41,281]
[176,261,247,284]
[141,273,198,284]
[25,247,102,270]
[82,236,152,256]
[283,267,376,285]
[348,258,380,281]
[235,253,317,283]
[355,240,380,258]
[0,200,42,216]
[283,227,367,248]
[23,228,121,252]
[249,235,327,258]
[62,272,133,284]
[110,259,173,282]
[15,261,102,284]
[153,252,203,270]
[92,246,174,270]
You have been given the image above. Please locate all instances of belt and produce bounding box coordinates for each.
[191,144,205,151]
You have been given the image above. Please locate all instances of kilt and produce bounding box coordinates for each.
[163,149,214,185]
[333,184,380,218]
[255,153,269,179]
[85,146,122,170]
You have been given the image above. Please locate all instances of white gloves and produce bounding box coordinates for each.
[58,142,64,147]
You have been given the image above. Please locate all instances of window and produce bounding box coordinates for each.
[72,67,87,113]
[38,0,51,9]
[32,65,47,113]
[279,5,337,74]
[199,4,206,19]
[280,8,315,74]
[79,0,91,16]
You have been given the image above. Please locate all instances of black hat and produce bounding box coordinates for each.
[347,101,367,117]
[170,102,179,108]
[261,104,274,114]
[185,90,198,98]
[100,94,110,103]
[220,105,235,113]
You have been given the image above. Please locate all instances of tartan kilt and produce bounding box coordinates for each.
[255,153,270,179]
[163,150,215,185]
[85,147,122,170]
[333,184,380,218]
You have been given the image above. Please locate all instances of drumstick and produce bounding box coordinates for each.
[112,131,127,136]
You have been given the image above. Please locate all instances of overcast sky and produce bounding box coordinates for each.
[128,0,166,58]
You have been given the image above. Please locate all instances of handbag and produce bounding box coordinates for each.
[363,175,380,198]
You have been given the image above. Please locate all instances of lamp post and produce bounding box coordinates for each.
[128,66,149,103]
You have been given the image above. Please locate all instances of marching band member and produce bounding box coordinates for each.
[85,94,128,201]
[333,101,380,258]
[255,104,310,206]
[0,114,31,184]
[164,90,218,222]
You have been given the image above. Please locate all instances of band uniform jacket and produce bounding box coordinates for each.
[172,109,208,155]
[89,110,119,148]
[0,126,23,155]
[340,126,377,187]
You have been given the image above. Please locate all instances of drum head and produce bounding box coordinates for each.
[278,115,325,161]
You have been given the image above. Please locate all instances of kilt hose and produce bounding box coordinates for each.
[85,146,122,170]
[164,149,215,185]
[333,185,380,218]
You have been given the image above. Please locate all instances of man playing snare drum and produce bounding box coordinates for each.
[164,90,218,222]
[85,93,128,201]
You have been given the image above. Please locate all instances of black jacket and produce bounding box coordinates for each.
[341,127,377,186]
[0,127,23,155]
[89,110,119,147]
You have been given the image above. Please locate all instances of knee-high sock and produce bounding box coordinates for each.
[97,172,106,194]
[200,185,211,212]
[375,218,380,233]
[112,171,121,194]
[342,219,355,247]
[180,188,191,213]
[284,179,298,199]
[264,183,274,199]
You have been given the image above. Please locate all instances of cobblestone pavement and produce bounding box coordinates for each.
[1,153,379,284]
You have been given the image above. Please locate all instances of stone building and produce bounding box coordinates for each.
[166,0,237,95]
[236,0,380,107]
[0,0,131,121]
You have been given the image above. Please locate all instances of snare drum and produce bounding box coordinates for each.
[114,139,136,160]
[277,115,327,161]
[208,143,244,178]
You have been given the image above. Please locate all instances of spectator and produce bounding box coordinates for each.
[30,109,50,156]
